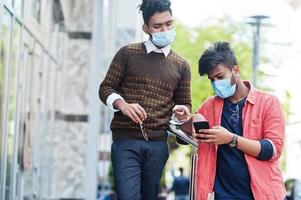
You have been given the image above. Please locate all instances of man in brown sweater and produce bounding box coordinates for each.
[99,0,191,199]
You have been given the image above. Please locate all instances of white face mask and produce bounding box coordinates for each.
[150,28,176,47]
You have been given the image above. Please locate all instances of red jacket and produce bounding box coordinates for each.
[195,81,286,200]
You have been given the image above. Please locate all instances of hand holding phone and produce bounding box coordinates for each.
[193,121,209,140]
[192,114,209,140]
[193,121,210,133]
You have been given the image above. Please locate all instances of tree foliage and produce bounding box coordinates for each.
[172,20,253,112]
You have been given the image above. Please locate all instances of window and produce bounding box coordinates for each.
[14,0,23,17]
[0,9,11,198]
[5,19,21,198]
[31,0,41,23]
[4,0,13,7]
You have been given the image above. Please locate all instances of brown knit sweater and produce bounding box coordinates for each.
[99,42,191,141]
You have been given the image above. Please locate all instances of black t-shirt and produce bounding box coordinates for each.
[214,98,254,200]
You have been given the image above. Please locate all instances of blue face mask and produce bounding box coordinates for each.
[150,28,176,47]
[211,74,236,98]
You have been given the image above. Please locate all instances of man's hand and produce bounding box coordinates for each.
[192,126,233,145]
[172,105,190,122]
[192,125,262,157]
[113,99,147,124]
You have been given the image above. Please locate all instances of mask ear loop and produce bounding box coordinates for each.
[229,72,237,86]
[231,67,239,86]
[145,25,155,44]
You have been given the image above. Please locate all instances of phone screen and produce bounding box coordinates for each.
[193,121,209,133]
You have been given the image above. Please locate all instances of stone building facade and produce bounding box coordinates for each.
[0,0,143,199]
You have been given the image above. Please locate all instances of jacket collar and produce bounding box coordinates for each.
[244,81,256,105]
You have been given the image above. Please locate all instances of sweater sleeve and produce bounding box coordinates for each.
[99,47,127,105]
[173,61,192,111]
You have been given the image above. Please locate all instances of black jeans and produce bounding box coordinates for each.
[111,139,169,200]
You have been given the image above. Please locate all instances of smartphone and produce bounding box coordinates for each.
[193,121,209,133]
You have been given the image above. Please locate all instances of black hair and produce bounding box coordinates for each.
[198,41,237,76]
[138,0,172,25]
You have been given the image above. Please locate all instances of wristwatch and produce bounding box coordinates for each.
[228,134,238,148]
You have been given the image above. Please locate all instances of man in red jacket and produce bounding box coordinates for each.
[192,41,286,200]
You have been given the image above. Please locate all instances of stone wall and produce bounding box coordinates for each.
[52,0,93,198]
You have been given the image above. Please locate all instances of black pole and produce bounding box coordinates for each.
[248,15,269,87]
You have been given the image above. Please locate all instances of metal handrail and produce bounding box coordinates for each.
[168,124,198,200]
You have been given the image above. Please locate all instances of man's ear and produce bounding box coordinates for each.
[142,24,149,34]
[233,65,240,77]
